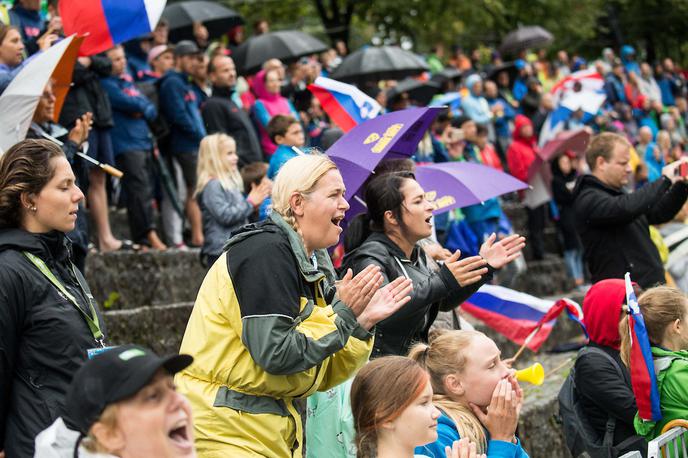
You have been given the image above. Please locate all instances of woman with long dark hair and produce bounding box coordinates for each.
[0,139,106,457]
[343,171,525,357]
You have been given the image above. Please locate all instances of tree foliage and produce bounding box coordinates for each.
[223,0,688,64]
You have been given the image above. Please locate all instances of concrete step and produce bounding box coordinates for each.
[509,256,575,297]
[103,302,193,355]
[85,248,205,310]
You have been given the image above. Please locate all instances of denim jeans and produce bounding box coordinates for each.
[564,248,584,281]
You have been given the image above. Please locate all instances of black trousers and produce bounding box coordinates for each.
[526,204,547,260]
[116,150,157,244]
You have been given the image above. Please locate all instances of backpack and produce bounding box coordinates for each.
[558,346,647,458]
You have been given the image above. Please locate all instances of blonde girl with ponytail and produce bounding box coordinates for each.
[618,286,688,441]
[409,330,528,458]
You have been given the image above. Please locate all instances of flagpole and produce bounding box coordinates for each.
[511,324,541,363]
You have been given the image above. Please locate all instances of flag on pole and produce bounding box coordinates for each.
[59,0,167,56]
[308,77,381,132]
[625,272,663,422]
[538,68,607,145]
[462,285,586,352]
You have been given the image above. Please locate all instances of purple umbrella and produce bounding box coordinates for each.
[414,162,529,215]
[327,107,443,203]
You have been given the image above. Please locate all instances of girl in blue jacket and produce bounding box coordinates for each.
[410,330,529,458]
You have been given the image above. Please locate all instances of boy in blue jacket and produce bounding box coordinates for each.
[266,115,306,180]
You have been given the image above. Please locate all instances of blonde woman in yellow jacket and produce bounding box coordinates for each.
[176,154,413,457]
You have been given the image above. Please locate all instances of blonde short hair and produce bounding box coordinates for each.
[81,404,119,453]
[271,154,338,229]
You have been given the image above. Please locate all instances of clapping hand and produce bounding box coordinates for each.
[247,180,272,207]
[479,233,525,269]
[337,265,384,318]
[444,250,488,287]
[356,276,413,330]
[68,112,93,147]
[445,438,486,458]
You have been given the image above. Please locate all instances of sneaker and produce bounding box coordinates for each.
[173,242,189,251]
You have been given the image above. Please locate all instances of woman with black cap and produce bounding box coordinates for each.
[34,344,196,458]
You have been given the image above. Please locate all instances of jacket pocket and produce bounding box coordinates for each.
[213,386,289,417]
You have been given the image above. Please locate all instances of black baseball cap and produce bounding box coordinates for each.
[63,345,193,434]
[174,40,202,57]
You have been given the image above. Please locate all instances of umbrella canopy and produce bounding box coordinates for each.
[431,67,462,85]
[330,46,429,84]
[499,26,553,56]
[387,78,441,106]
[527,129,592,182]
[485,61,518,82]
[430,92,462,115]
[233,30,328,75]
[327,107,442,201]
[0,35,81,154]
[415,162,528,215]
[163,1,244,43]
[538,129,591,162]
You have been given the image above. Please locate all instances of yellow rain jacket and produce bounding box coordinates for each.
[176,213,373,457]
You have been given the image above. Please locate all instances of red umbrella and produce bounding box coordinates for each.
[538,129,592,162]
[528,129,592,181]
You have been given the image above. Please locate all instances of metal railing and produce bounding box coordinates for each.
[619,451,642,458]
[647,426,688,458]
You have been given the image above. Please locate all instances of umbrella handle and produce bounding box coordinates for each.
[100,164,124,179]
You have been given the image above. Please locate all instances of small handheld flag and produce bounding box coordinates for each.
[308,77,381,132]
[462,285,587,355]
[625,272,663,422]
[60,0,167,56]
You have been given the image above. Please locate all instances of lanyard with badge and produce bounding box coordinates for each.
[23,252,110,357]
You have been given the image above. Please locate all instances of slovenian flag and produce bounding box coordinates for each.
[538,68,607,145]
[60,0,167,56]
[462,285,586,352]
[625,272,663,422]
[308,77,381,132]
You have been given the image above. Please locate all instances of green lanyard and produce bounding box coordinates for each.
[23,251,105,347]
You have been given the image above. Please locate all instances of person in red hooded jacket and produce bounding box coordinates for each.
[573,279,647,455]
[507,114,547,259]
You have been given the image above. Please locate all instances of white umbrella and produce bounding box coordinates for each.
[0,35,77,154]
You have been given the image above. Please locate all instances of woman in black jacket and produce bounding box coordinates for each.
[342,171,525,357]
[0,139,107,458]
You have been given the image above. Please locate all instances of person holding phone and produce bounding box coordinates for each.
[573,132,688,288]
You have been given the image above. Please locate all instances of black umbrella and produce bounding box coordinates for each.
[386,78,441,106]
[499,26,553,56]
[430,67,462,85]
[485,61,518,82]
[162,1,244,43]
[330,46,429,84]
[233,31,328,75]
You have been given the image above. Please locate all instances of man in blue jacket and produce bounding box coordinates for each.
[102,45,167,250]
[157,40,207,247]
